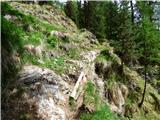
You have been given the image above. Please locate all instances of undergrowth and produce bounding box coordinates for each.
[67,48,79,59]
[81,104,124,120]
[1,16,24,52]
[42,57,68,75]
[81,81,125,120]
[105,73,122,89]
[83,81,99,109]
[47,35,58,47]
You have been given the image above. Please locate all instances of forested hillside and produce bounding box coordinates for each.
[1,1,160,120]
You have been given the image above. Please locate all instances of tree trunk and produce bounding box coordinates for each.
[65,1,73,20]
[84,0,89,28]
[130,0,134,25]
[149,1,153,22]
[130,0,134,66]
[139,35,147,108]
[139,64,147,107]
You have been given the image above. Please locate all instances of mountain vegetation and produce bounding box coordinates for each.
[1,1,160,120]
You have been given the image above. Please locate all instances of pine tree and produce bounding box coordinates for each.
[78,1,107,38]
[64,1,79,26]
[137,1,160,107]
[105,1,119,40]
[111,1,137,71]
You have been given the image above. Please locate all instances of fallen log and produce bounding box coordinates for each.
[70,71,87,100]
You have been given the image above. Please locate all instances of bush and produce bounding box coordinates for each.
[96,49,113,62]
[47,36,58,47]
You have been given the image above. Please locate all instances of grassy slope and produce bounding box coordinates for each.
[2,2,160,120]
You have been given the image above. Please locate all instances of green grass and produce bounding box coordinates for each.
[1,3,69,76]
[21,52,39,65]
[84,81,99,108]
[21,52,68,75]
[26,32,43,45]
[40,20,66,32]
[81,81,125,120]
[1,13,25,91]
[1,16,25,52]
[95,48,120,66]
[133,108,160,120]
[22,52,68,75]
[2,2,35,25]
[95,54,108,63]
[96,49,113,62]
[67,48,79,59]
[105,73,121,89]
[1,2,23,16]
[81,104,125,120]
[42,57,68,75]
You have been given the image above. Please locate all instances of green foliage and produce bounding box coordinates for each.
[42,57,67,75]
[81,104,124,120]
[21,52,68,75]
[67,48,79,59]
[21,52,39,65]
[2,2,35,24]
[106,73,121,89]
[105,1,119,40]
[83,1,107,38]
[69,97,77,110]
[26,32,43,45]
[96,49,117,62]
[138,17,160,65]
[1,2,23,16]
[47,36,58,47]
[133,1,160,66]
[81,81,124,120]
[1,11,25,91]
[84,81,99,107]
[64,1,79,26]
[1,16,24,52]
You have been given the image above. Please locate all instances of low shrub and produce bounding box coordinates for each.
[47,36,58,47]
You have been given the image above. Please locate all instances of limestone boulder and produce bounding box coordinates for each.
[4,65,72,120]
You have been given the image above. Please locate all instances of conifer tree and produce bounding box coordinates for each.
[137,1,160,107]
[65,0,79,26]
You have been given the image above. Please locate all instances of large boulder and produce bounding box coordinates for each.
[3,65,71,120]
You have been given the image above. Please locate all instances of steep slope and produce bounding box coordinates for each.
[1,2,160,120]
